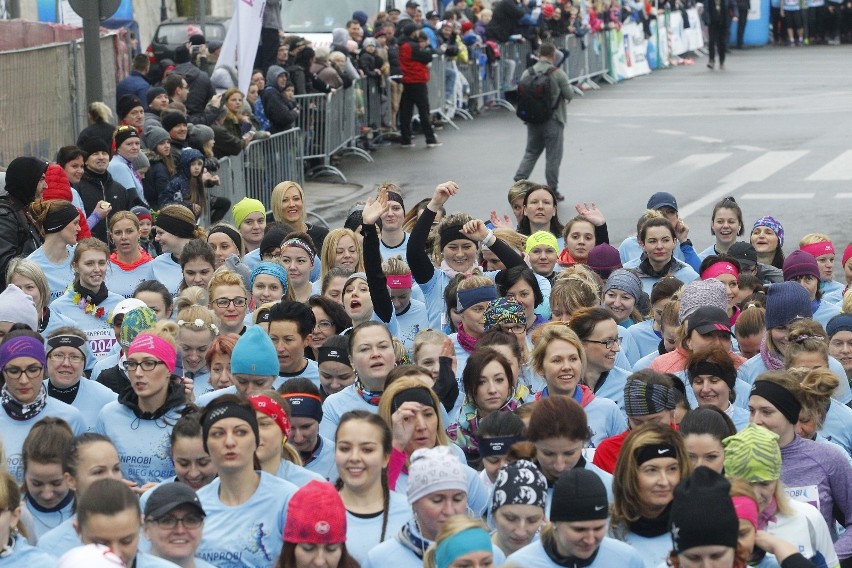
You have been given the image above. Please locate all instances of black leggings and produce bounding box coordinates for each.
[399,82,436,145]
[708,21,728,63]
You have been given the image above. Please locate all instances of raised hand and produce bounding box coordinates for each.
[440,337,457,377]
[460,219,490,241]
[490,210,514,229]
[390,401,422,451]
[362,188,390,225]
[574,202,606,226]
[675,218,690,243]
[429,181,459,209]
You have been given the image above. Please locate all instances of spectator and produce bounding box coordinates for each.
[162,111,189,159]
[256,0,283,72]
[116,54,151,107]
[398,24,440,148]
[76,102,116,151]
[107,125,147,206]
[142,126,176,207]
[143,86,169,133]
[0,157,47,288]
[116,94,145,132]
[163,73,189,105]
[486,0,526,42]
[173,45,214,123]
[161,148,206,218]
[77,139,137,243]
[261,66,300,134]
[209,105,249,158]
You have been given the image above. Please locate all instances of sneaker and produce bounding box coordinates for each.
[707,60,715,70]
[426,141,442,148]
[400,142,415,148]
[554,191,566,202]
[719,62,725,70]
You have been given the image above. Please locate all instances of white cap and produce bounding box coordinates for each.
[108,298,147,324]
[58,544,126,567]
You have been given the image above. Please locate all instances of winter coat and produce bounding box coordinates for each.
[211,124,245,158]
[399,38,434,84]
[142,150,174,207]
[486,0,526,42]
[161,148,204,209]
[116,71,150,107]
[76,168,140,243]
[173,62,214,121]
[260,87,299,134]
[76,122,116,152]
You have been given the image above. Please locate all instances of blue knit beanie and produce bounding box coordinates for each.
[231,326,279,376]
[765,282,812,330]
[826,313,852,338]
[249,262,289,297]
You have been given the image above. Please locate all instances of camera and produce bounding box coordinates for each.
[203,157,219,173]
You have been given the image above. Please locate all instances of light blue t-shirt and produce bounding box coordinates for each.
[108,155,145,203]
[625,318,662,359]
[585,396,627,447]
[303,434,338,482]
[135,552,182,567]
[379,233,410,261]
[822,399,852,457]
[44,377,117,431]
[2,398,86,482]
[36,515,80,557]
[592,366,632,415]
[617,325,642,366]
[821,280,844,306]
[345,490,412,565]
[27,246,75,302]
[95,401,183,485]
[106,259,155,298]
[813,299,841,330]
[275,459,326,486]
[395,299,428,354]
[90,352,120,382]
[738,353,852,404]
[622,257,699,295]
[24,492,75,541]
[320,384,378,440]
[620,529,673,568]
[150,253,184,297]
[508,535,645,567]
[619,235,686,264]
[273,358,321,390]
[196,472,298,568]
[363,535,506,568]
[49,290,125,363]
[633,350,659,371]
[0,535,56,568]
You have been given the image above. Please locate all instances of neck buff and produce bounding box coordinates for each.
[1,383,47,421]
[456,322,479,353]
[759,335,785,371]
[542,528,601,567]
[354,377,382,406]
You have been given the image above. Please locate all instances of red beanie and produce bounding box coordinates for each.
[843,244,852,268]
[461,21,473,33]
[42,164,91,241]
[283,481,346,544]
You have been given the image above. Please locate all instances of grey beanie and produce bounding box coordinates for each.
[144,126,170,149]
[678,279,728,324]
[407,446,467,505]
[131,152,149,171]
[0,283,39,331]
[603,269,642,302]
[190,123,215,144]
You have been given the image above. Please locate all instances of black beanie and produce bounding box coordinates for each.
[162,112,188,133]
[81,137,112,159]
[43,201,80,233]
[669,466,738,554]
[550,468,609,523]
[5,157,48,205]
[146,86,167,106]
[117,94,144,119]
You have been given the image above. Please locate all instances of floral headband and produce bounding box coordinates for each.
[177,318,220,336]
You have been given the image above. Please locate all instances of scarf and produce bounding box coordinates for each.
[440,259,464,278]
[1,384,48,421]
[396,518,432,560]
[47,380,80,405]
[542,528,600,567]
[456,322,479,354]
[759,335,785,371]
[628,503,671,538]
[545,455,587,488]
[109,249,153,271]
[638,254,675,279]
[757,496,778,529]
[535,384,595,407]
[448,385,531,452]
[73,280,109,307]
[354,378,382,406]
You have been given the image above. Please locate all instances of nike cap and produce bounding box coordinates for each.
[550,468,609,523]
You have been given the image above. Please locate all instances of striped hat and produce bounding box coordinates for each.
[722,424,781,482]
[623,376,676,417]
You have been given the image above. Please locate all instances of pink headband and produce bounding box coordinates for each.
[386,273,413,289]
[701,262,739,281]
[800,241,835,259]
[732,496,758,529]
[282,238,315,265]
[127,333,177,374]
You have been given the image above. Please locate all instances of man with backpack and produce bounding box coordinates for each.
[513,43,573,201]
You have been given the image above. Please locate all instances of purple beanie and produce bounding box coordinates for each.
[0,336,47,371]
[587,244,622,279]
[752,216,784,247]
[782,250,819,281]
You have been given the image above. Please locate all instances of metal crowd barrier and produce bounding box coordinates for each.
[458,47,515,113]
[203,154,245,227]
[243,128,305,205]
[358,75,386,140]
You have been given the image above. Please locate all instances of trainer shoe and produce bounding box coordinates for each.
[426,140,443,148]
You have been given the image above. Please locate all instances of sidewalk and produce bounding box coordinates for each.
[303,180,373,229]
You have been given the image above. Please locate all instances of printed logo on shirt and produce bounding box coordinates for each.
[784,485,820,511]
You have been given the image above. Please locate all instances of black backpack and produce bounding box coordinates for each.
[515,66,558,124]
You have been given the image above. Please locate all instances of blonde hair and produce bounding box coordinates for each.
[0,469,27,540]
[799,233,831,247]
[423,516,491,568]
[782,320,828,366]
[5,258,49,312]
[270,181,307,227]
[222,88,244,123]
[257,389,303,465]
[843,288,852,314]
[176,305,220,339]
[176,286,210,313]
[530,323,587,379]
[382,256,411,276]
[610,423,692,538]
[554,264,603,295]
[207,269,247,298]
[144,320,179,347]
[88,101,113,123]
[787,368,838,429]
[159,204,206,239]
[413,329,449,362]
[507,180,535,206]
[108,210,139,232]
[549,276,598,317]
[493,229,527,256]
[320,228,364,279]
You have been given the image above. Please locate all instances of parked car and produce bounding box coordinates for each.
[145,17,230,64]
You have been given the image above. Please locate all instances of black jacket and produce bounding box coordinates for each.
[77,168,141,244]
[260,86,300,134]
[173,62,214,121]
[142,151,173,207]
[0,197,42,290]
[486,0,526,42]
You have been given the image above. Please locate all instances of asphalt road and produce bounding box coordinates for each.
[323,44,852,254]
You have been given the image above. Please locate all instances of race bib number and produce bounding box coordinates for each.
[88,328,117,360]
[784,485,820,511]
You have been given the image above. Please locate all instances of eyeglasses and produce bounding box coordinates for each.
[49,352,85,364]
[213,297,248,308]
[123,360,166,372]
[315,320,335,331]
[499,324,526,335]
[148,514,204,529]
[3,365,44,379]
[583,337,622,350]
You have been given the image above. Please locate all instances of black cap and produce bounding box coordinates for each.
[669,466,738,553]
[144,482,205,520]
[426,10,439,19]
[727,241,758,267]
[686,306,732,336]
[550,468,609,523]
[406,0,420,7]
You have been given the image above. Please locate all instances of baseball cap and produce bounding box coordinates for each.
[406,0,420,7]
[727,241,758,268]
[426,10,440,19]
[646,192,678,212]
[686,306,733,336]
[143,482,205,520]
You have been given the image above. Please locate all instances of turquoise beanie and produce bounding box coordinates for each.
[231,325,279,376]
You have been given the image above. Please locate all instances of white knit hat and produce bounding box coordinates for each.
[0,283,38,331]
[407,446,467,505]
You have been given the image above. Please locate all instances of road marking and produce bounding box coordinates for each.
[655,129,685,136]
[671,153,732,170]
[617,156,654,163]
[835,193,852,199]
[740,192,815,200]
[679,180,746,219]
[690,136,724,144]
[806,150,852,181]
[732,145,767,152]
[720,151,809,183]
